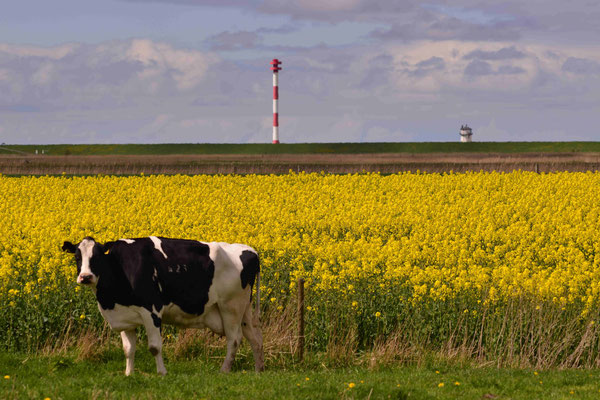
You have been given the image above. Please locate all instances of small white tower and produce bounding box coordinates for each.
[460,124,473,143]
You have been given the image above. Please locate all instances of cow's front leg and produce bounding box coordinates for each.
[141,308,167,375]
[120,329,137,376]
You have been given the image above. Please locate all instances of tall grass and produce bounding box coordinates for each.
[3,271,599,369]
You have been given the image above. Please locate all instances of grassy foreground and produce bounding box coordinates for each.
[1,141,599,155]
[2,350,600,400]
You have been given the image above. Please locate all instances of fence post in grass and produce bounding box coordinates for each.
[297,277,305,362]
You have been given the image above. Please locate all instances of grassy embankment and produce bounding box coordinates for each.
[1,141,600,155]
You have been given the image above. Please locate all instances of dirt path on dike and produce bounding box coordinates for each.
[1,152,599,175]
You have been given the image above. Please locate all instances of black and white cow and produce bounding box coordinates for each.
[62,236,264,375]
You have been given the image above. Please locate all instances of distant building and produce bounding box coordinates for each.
[460,124,473,143]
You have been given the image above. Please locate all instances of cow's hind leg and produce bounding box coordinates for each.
[242,303,264,372]
[219,302,244,373]
[120,329,137,376]
[140,308,167,375]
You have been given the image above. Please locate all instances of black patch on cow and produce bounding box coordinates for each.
[95,249,138,310]
[149,347,159,356]
[239,250,259,289]
[62,241,77,253]
[151,313,162,328]
[154,238,215,316]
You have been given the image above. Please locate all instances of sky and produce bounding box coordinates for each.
[0,0,599,144]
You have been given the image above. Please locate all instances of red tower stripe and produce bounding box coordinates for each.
[273,113,279,126]
[273,86,278,99]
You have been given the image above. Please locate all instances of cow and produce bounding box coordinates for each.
[62,236,264,376]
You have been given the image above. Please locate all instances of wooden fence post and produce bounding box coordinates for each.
[297,278,305,362]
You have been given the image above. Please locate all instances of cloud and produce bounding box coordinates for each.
[127,39,218,91]
[370,15,521,43]
[463,46,526,60]
[0,43,77,60]
[0,39,219,112]
[497,65,526,75]
[561,57,600,75]
[411,56,445,77]
[464,59,494,77]
[119,0,257,7]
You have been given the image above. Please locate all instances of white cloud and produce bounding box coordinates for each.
[0,43,77,59]
[31,62,57,85]
[126,39,219,91]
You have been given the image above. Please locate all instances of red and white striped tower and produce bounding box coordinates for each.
[270,59,282,144]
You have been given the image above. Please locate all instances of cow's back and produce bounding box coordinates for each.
[108,238,258,319]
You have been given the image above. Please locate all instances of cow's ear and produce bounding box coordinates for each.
[102,241,116,253]
[62,241,77,253]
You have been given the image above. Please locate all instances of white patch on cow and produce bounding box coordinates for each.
[161,302,223,333]
[208,242,256,290]
[120,239,135,244]
[149,236,168,259]
[78,238,97,284]
[98,304,144,331]
[152,268,163,292]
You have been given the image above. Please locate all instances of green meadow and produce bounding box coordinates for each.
[2,350,600,399]
[1,141,599,156]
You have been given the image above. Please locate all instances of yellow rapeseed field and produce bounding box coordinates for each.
[1,171,599,360]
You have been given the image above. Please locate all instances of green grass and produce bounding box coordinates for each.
[1,142,599,155]
[2,350,600,399]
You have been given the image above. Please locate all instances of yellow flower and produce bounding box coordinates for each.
[348,382,355,388]
[79,314,86,320]
[374,312,381,318]
[4,375,9,379]
[438,382,444,388]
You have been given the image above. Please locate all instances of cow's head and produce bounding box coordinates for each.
[62,237,113,286]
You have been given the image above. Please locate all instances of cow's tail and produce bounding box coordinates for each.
[254,268,261,323]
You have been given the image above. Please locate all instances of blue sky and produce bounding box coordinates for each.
[0,0,599,143]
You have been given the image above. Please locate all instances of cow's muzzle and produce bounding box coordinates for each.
[78,274,94,285]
